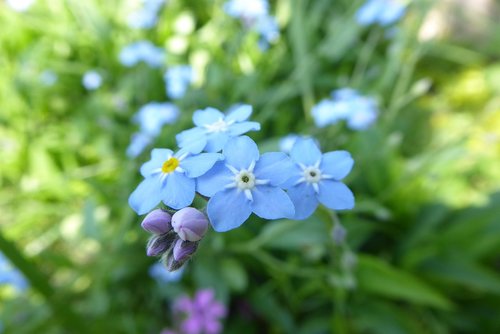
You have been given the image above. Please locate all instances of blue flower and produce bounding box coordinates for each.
[127,0,165,29]
[149,262,184,283]
[197,136,296,232]
[82,71,102,90]
[283,138,354,220]
[356,0,406,27]
[119,41,165,68]
[0,252,28,292]
[176,105,260,154]
[164,65,194,99]
[311,99,351,128]
[255,15,280,49]
[133,102,179,137]
[129,149,222,214]
[224,0,269,24]
[279,134,300,153]
[126,132,153,158]
[40,70,58,86]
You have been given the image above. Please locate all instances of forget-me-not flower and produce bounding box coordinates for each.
[126,132,153,158]
[82,71,102,90]
[356,0,406,26]
[133,102,179,137]
[127,0,165,29]
[40,70,58,86]
[176,105,260,154]
[197,136,296,232]
[224,0,269,25]
[129,149,222,214]
[283,138,354,220]
[0,252,28,292]
[255,15,280,49]
[149,262,184,283]
[164,65,194,99]
[119,41,165,68]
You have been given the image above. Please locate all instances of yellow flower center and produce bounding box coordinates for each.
[161,157,179,174]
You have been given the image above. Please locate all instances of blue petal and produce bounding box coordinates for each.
[224,136,260,170]
[205,132,230,152]
[129,177,162,215]
[228,121,261,136]
[207,190,252,232]
[251,186,295,219]
[290,138,322,166]
[355,0,380,26]
[176,127,207,154]
[286,183,319,220]
[226,104,252,122]
[182,153,223,178]
[317,180,355,210]
[161,172,196,209]
[320,151,354,180]
[254,152,297,186]
[378,3,405,26]
[193,108,224,127]
[140,148,173,177]
[196,161,234,197]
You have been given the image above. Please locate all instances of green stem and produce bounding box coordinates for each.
[350,28,382,88]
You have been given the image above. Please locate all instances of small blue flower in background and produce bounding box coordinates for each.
[176,105,260,154]
[133,102,180,137]
[149,262,184,283]
[197,136,296,232]
[224,0,269,25]
[129,148,222,214]
[82,70,102,90]
[356,0,406,27]
[311,88,378,130]
[279,134,300,153]
[6,0,35,12]
[164,65,194,99]
[255,15,280,50]
[127,0,166,29]
[119,41,165,68]
[0,252,28,292]
[283,138,355,220]
[126,132,152,158]
[40,70,58,86]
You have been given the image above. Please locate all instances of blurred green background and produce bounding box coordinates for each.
[1,0,500,333]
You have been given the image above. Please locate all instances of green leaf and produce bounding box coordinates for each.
[357,255,453,310]
[220,258,248,292]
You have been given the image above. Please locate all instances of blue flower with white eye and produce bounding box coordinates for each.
[176,105,260,154]
[356,0,406,27]
[197,136,296,232]
[129,149,222,214]
[82,71,102,90]
[164,65,194,99]
[283,138,355,220]
[133,102,180,137]
[119,41,165,68]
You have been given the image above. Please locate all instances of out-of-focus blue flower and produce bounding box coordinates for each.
[6,0,35,12]
[127,0,166,29]
[311,88,378,130]
[82,71,102,90]
[149,262,184,283]
[197,136,295,232]
[133,102,179,137]
[164,65,194,99]
[0,252,28,292]
[255,15,280,49]
[282,138,355,220]
[173,289,226,334]
[279,134,300,153]
[119,41,165,68]
[40,70,58,86]
[224,0,268,24]
[126,132,152,158]
[176,105,260,154]
[129,148,222,214]
[356,0,406,26]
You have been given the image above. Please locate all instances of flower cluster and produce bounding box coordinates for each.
[356,0,406,27]
[127,0,166,29]
[311,88,378,130]
[164,65,194,100]
[119,40,165,68]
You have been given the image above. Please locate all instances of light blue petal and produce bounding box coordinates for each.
[254,152,297,186]
[193,108,224,127]
[207,190,252,232]
[290,138,322,166]
[355,0,380,26]
[161,172,196,209]
[378,2,405,26]
[129,177,162,215]
[140,148,173,177]
[226,104,252,122]
[182,153,223,178]
[251,186,295,219]
[176,127,207,154]
[224,136,260,170]
[228,121,261,136]
[286,183,319,220]
[205,132,230,152]
[196,161,234,197]
[317,180,355,210]
[320,151,354,180]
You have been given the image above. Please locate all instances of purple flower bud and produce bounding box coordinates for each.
[171,207,208,242]
[146,233,176,257]
[141,209,172,235]
[172,239,198,262]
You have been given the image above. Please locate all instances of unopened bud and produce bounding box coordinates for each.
[171,207,208,242]
[141,209,172,235]
[172,239,198,262]
[146,233,176,257]
[331,223,347,245]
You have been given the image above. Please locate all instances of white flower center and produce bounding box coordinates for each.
[303,166,322,183]
[225,160,269,201]
[204,118,232,133]
[235,170,256,189]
